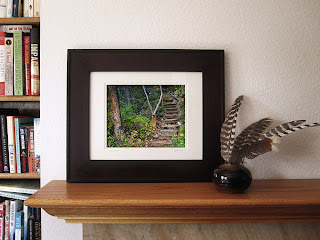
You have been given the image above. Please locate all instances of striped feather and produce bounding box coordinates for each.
[229,118,273,164]
[243,138,276,160]
[260,120,307,140]
[220,95,244,162]
[241,122,319,161]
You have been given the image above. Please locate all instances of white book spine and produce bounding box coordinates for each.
[5,36,13,95]
[0,0,6,18]
[23,0,29,17]
[29,0,33,17]
[0,25,33,33]
[6,117,16,173]
[6,0,13,18]
[23,205,29,240]
[9,201,15,240]
[34,0,40,17]
[0,192,29,201]
[14,229,20,240]
[0,186,37,194]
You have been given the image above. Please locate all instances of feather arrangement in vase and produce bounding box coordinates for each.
[213,95,320,193]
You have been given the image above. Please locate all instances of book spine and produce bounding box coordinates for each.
[14,212,22,240]
[33,119,40,175]
[1,115,9,173]
[30,28,39,96]
[0,131,3,173]
[27,127,35,173]
[33,209,40,240]
[0,192,29,201]
[5,34,13,96]
[23,206,28,240]
[20,128,28,173]
[33,0,40,17]
[1,26,32,34]
[0,204,4,240]
[0,186,36,195]
[0,0,6,18]
[6,0,13,18]
[28,0,33,17]
[9,201,15,240]
[23,0,29,17]
[14,119,21,173]
[4,201,9,240]
[27,217,33,240]
[17,0,22,17]
[0,32,5,95]
[12,0,18,17]
[23,35,31,96]
[13,31,23,96]
[7,116,16,173]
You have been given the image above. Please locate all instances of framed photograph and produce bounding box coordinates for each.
[67,49,224,182]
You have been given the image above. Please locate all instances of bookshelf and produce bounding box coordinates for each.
[0,96,40,101]
[0,173,40,179]
[0,16,41,240]
[0,17,40,178]
[0,17,40,25]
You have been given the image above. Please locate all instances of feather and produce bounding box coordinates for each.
[220,95,244,162]
[244,137,278,160]
[259,120,306,140]
[229,118,273,164]
[241,122,320,160]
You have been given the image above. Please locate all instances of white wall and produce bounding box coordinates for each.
[41,0,320,239]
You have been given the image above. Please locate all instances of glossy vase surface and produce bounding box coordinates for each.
[213,164,252,193]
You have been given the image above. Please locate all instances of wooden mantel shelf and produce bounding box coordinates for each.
[24,180,320,224]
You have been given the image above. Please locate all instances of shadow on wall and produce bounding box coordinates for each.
[83,223,320,240]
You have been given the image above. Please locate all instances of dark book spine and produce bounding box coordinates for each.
[34,208,41,240]
[30,28,39,96]
[0,135,3,172]
[0,115,9,173]
[12,0,19,17]
[28,217,34,240]
[20,127,28,173]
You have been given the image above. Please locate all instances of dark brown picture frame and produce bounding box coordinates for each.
[67,49,224,182]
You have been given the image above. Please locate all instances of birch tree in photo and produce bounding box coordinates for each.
[142,85,163,127]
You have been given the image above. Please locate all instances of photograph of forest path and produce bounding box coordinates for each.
[107,85,185,148]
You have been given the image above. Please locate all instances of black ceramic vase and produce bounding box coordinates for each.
[213,164,252,193]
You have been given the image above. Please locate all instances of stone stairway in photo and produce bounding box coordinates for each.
[152,93,179,147]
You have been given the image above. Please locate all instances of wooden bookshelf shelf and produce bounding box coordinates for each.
[24,179,320,224]
[0,17,40,25]
[0,96,40,102]
[0,173,40,179]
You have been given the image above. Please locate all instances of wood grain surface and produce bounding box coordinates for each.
[25,180,320,224]
[0,17,40,25]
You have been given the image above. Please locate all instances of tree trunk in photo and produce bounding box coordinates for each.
[108,86,122,139]
[125,86,132,106]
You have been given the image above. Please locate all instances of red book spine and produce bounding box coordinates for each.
[27,126,35,173]
[0,204,4,240]
[4,200,9,240]
[23,35,31,95]
[0,32,5,95]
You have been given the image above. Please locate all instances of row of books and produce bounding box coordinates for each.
[0,109,40,174]
[0,200,40,240]
[0,175,40,240]
[0,0,40,18]
[0,25,40,96]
